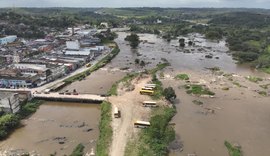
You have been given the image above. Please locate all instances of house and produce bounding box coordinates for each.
[66,40,80,50]
[0,36,17,45]
[65,50,92,56]
[100,22,109,28]
[0,74,40,88]
[0,92,20,113]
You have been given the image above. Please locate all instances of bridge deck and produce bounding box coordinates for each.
[33,92,106,103]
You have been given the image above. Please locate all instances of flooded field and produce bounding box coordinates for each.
[1,32,269,155]
[0,102,100,155]
[163,69,270,156]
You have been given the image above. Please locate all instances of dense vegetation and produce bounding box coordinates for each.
[96,101,112,156]
[125,33,140,48]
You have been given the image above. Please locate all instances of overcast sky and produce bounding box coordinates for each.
[0,0,269,8]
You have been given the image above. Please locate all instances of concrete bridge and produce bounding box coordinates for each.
[32,92,106,103]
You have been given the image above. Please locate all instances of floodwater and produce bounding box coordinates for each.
[1,32,269,155]
[164,70,270,156]
[0,102,100,155]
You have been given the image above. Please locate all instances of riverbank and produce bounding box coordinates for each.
[0,100,42,140]
[63,43,120,84]
[106,62,177,156]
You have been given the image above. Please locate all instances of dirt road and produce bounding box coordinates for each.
[108,77,153,156]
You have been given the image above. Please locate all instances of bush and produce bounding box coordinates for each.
[224,141,242,156]
[246,76,263,83]
[139,107,176,156]
[174,74,189,80]
[0,114,20,139]
[163,87,177,103]
[18,100,42,118]
[185,85,215,96]
[70,143,85,156]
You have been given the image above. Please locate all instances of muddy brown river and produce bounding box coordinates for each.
[1,32,269,155]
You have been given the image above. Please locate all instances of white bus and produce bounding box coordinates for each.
[134,120,150,128]
[142,101,158,107]
[141,87,154,91]
[114,107,120,118]
[144,84,156,89]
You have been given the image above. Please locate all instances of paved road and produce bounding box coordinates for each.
[33,92,106,101]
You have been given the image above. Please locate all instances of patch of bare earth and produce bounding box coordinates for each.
[108,76,161,156]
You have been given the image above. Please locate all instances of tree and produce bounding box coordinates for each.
[125,33,140,49]
[179,38,185,47]
[188,41,193,46]
[179,38,185,43]
[163,87,176,103]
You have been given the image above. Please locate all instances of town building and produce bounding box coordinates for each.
[0,35,17,45]
[0,92,20,113]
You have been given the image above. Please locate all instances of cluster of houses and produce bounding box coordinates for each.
[0,25,108,89]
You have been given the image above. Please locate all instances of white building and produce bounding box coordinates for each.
[65,50,92,56]
[100,22,109,28]
[66,40,80,50]
[0,92,20,113]
[0,35,17,45]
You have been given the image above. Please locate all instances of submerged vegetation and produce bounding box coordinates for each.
[174,74,189,80]
[185,84,215,96]
[70,143,85,156]
[224,141,243,156]
[246,76,263,83]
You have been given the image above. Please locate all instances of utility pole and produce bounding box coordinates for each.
[8,97,13,113]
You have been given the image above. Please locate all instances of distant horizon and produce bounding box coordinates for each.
[0,0,269,9]
[0,6,269,10]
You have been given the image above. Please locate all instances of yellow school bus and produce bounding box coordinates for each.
[139,89,154,95]
[85,63,91,67]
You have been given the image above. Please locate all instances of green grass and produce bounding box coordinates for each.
[70,143,85,156]
[174,74,189,80]
[148,63,170,75]
[96,101,113,156]
[107,73,139,96]
[261,68,270,74]
[246,76,263,83]
[125,107,176,156]
[151,74,164,100]
[185,85,215,96]
[224,141,242,156]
